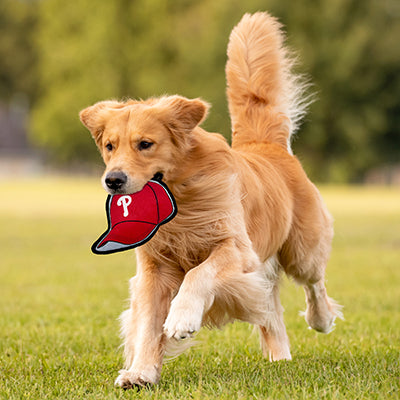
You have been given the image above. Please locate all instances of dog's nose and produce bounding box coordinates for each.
[105,171,127,191]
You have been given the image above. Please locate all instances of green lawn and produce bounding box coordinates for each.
[0,178,399,399]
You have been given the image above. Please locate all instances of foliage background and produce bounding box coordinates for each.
[1,0,399,181]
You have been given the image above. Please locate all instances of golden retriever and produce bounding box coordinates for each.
[80,12,342,389]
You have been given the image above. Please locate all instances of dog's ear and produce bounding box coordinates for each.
[79,101,124,146]
[156,96,210,133]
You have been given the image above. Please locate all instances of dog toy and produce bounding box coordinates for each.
[92,175,177,254]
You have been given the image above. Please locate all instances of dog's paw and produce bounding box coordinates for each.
[302,296,344,334]
[114,368,159,390]
[163,298,203,340]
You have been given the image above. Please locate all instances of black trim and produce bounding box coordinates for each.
[152,172,164,182]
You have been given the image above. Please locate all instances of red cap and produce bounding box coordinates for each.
[92,179,177,254]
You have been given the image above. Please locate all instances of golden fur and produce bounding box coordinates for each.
[80,12,342,389]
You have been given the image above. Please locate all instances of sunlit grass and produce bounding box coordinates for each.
[0,177,399,399]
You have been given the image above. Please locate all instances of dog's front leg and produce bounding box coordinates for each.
[164,239,256,340]
[115,251,181,389]
[163,263,215,340]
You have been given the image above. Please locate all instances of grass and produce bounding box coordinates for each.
[0,177,399,399]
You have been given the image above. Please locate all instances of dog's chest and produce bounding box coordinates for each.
[143,176,239,270]
[146,206,231,271]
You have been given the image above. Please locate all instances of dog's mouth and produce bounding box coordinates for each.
[104,172,164,195]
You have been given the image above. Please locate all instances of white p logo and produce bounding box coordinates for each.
[117,196,132,217]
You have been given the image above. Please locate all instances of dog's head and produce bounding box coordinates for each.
[80,95,209,194]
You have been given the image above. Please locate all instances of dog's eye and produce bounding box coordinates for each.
[138,141,153,151]
[105,143,113,151]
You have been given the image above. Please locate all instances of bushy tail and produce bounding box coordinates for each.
[226,12,309,151]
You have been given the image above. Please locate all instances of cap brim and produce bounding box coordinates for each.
[92,220,158,254]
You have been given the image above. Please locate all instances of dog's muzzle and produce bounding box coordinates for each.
[105,171,128,191]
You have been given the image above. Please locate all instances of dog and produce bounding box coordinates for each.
[80,12,342,389]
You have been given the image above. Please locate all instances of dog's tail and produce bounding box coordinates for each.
[226,12,310,152]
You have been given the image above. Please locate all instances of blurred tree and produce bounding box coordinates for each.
[0,0,38,154]
[30,1,124,162]
[285,0,400,181]
[0,0,37,102]
[0,0,38,112]
[21,0,400,180]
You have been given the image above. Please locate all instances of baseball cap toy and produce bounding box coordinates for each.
[92,175,177,254]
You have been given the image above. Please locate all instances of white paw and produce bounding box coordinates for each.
[163,297,203,340]
[300,307,336,334]
[114,367,159,389]
[269,344,292,362]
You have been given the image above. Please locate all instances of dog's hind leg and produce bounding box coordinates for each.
[302,279,343,333]
[284,257,343,334]
[297,238,344,334]
[279,199,343,334]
